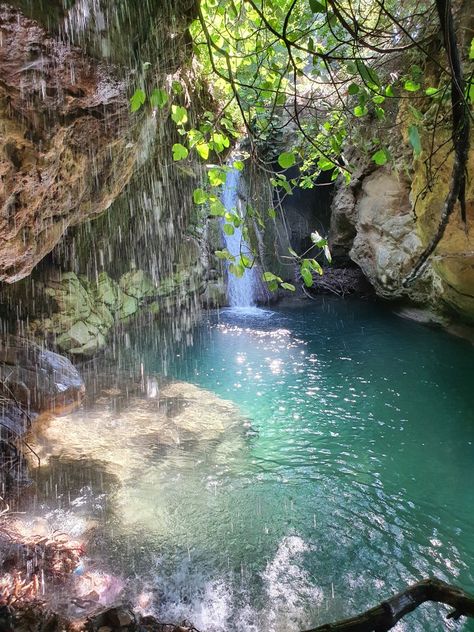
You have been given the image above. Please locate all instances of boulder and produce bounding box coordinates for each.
[0,336,84,413]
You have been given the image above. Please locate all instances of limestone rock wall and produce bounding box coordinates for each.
[1,258,205,356]
[0,4,137,283]
[329,2,474,325]
[330,141,474,323]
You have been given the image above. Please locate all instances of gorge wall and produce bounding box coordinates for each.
[329,12,473,328]
[0,0,224,356]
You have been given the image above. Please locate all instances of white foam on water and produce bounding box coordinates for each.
[222,306,274,318]
[260,535,323,631]
[148,535,322,632]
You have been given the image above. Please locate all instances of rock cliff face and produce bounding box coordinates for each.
[0,0,220,354]
[330,135,474,324]
[329,6,473,326]
[0,0,204,275]
[0,4,136,283]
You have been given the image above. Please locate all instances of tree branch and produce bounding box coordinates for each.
[303,578,474,632]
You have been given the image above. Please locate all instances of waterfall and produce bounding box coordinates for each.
[221,169,259,308]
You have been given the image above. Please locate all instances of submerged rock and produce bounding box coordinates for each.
[28,375,247,469]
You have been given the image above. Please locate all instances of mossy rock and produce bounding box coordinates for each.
[119,270,157,300]
[43,272,93,321]
[56,321,104,355]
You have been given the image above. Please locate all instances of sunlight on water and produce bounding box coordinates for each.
[26,299,474,631]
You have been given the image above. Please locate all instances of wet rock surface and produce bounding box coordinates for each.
[1,265,205,356]
[0,335,84,491]
[0,336,84,413]
[0,4,137,283]
[27,370,249,471]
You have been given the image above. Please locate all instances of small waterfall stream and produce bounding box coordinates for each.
[221,169,259,308]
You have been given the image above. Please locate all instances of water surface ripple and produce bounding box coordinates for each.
[31,300,474,632]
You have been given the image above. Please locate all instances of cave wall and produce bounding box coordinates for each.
[0,0,219,355]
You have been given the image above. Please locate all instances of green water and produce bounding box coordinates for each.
[35,299,474,631]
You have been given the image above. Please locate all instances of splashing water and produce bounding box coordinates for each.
[221,169,259,308]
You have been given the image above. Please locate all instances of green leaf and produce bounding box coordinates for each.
[229,263,245,278]
[372,95,385,104]
[300,266,313,287]
[268,208,276,219]
[262,271,279,282]
[354,105,367,117]
[404,80,420,92]
[408,105,423,121]
[209,198,226,216]
[272,175,292,194]
[318,158,334,171]
[309,0,326,12]
[356,60,380,88]
[348,83,359,95]
[208,167,227,187]
[281,282,296,291]
[233,160,244,171]
[223,223,235,236]
[425,87,439,96]
[196,143,209,160]
[288,247,299,258]
[372,148,389,166]
[307,259,323,275]
[468,80,474,104]
[149,88,168,109]
[408,125,422,156]
[193,188,207,204]
[171,105,188,125]
[470,37,474,60]
[215,249,234,261]
[278,152,296,169]
[211,132,230,152]
[172,143,189,161]
[130,89,146,112]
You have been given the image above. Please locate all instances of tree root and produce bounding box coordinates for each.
[303,578,474,631]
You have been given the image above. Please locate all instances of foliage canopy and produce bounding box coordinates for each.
[132,0,472,288]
